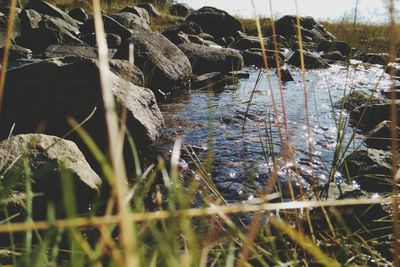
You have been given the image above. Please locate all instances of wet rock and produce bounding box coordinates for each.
[82,32,122,48]
[192,72,226,91]
[275,15,335,43]
[23,0,80,27]
[359,53,388,65]
[385,64,400,79]
[365,120,400,150]
[228,71,250,79]
[241,49,284,68]
[42,44,117,59]
[321,51,345,62]
[335,90,382,112]
[162,21,202,44]
[340,148,397,192]
[68,7,88,23]
[186,6,244,38]
[80,15,131,42]
[277,65,294,82]
[178,42,243,75]
[115,29,192,94]
[169,3,191,17]
[350,102,399,131]
[0,44,31,59]
[0,56,164,147]
[120,6,150,24]
[18,10,82,50]
[137,3,160,17]
[381,88,400,99]
[288,49,328,69]
[111,12,151,31]
[317,40,351,57]
[0,133,102,218]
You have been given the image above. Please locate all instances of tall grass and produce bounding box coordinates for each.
[0,0,398,266]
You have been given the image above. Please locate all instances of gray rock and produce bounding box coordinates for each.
[68,7,88,23]
[111,12,151,31]
[335,90,383,112]
[366,120,400,150]
[120,6,150,24]
[197,32,214,42]
[192,72,226,91]
[169,3,191,17]
[80,15,131,41]
[240,49,284,68]
[360,53,388,65]
[0,133,101,217]
[340,148,397,192]
[0,8,21,47]
[288,49,328,69]
[162,21,202,44]
[233,34,287,51]
[321,51,345,62]
[23,0,80,27]
[277,65,294,83]
[0,44,31,59]
[186,6,243,38]
[178,42,243,75]
[82,32,122,48]
[0,56,164,146]
[317,40,351,57]
[42,44,117,59]
[137,3,160,17]
[115,29,192,94]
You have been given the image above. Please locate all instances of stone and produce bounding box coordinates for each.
[0,56,164,147]
[186,6,244,38]
[191,72,226,91]
[277,65,294,83]
[178,42,243,75]
[162,21,202,44]
[241,49,284,68]
[169,3,191,17]
[360,53,388,65]
[42,44,117,59]
[120,6,150,24]
[115,28,192,95]
[0,133,102,218]
[68,7,88,23]
[317,40,351,57]
[80,15,132,42]
[82,32,122,48]
[111,12,151,31]
[321,51,345,62]
[335,90,382,112]
[340,149,397,192]
[137,3,160,17]
[0,44,31,59]
[288,49,328,69]
[23,0,80,27]
[365,120,400,150]
[197,32,214,42]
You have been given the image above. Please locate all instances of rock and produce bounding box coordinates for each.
[275,15,335,43]
[162,21,202,44]
[197,32,214,41]
[360,53,388,65]
[186,6,244,38]
[169,3,191,17]
[365,120,400,150]
[111,12,151,31]
[18,10,82,50]
[120,6,150,24]
[23,0,80,27]
[0,56,164,147]
[335,90,382,112]
[340,149,397,192]
[0,8,21,47]
[80,15,131,42]
[0,6,22,15]
[228,70,250,79]
[137,3,160,17]
[385,64,400,79]
[115,29,192,95]
[321,51,345,62]
[0,133,102,218]
[187,34,204,45]
[350,101,399,131]
[241,49,284,68]
[288,49,328,69]
[233,34,287,51]
[192,72,226,91]
[225,36,235,46]
[82,32,122,48]
[317,40,351,57]
[216,37,226,47]
[0,44,31,59]
[68,7,88,23]
[277,65,294,82]
[178,42,243,75]
[381,88,400,99]
[109,59,145,87]
[42,44,117,59]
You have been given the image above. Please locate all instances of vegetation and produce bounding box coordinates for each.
[0,0,398,266]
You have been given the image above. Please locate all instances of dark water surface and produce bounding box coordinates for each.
[151,62,394,202]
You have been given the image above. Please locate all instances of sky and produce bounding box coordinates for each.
[180,0,398,23]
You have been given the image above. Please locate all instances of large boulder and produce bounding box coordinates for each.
[68,7,88,23]
[288,49,328,69]
[169,3,192,17]
[120,6,150,24]
[178,42,244,75]
[162,21,202,44]
[41,44,117,59]
[365,120,400,150]
[115,29,192,94]
[186,6,244,38]
[23,0,80,27]
[0,56,164,147]
[241,49,284,68]
[233,34,288,51]
[137,3,160,17]
[335,90,383,112]
[275,15,335,43]
[18,9,82,50]
[80,15,132,42]
[317,40,351,57]
[340,149,397,192]
[0,133,102,218]
[111,12,151,31]
[82,32,122,48]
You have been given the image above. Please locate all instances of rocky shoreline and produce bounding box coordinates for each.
[0,0,398,226]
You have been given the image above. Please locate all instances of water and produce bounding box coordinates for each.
[151,61,395,202]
